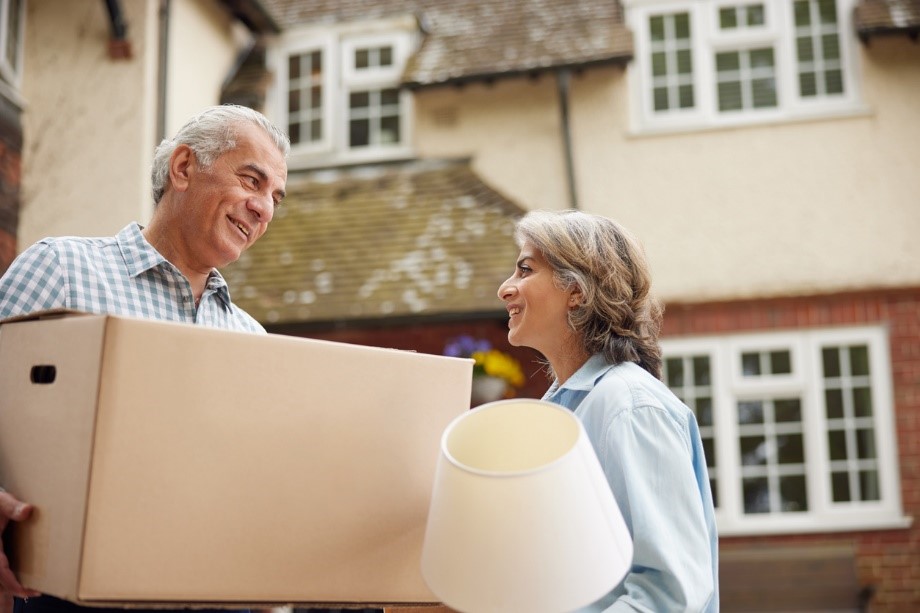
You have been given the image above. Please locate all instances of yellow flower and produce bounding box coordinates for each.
[472,349,526,388]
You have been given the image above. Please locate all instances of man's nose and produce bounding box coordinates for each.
[249,192,274,223]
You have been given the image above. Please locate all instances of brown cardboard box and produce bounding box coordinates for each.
[0,312,471,608]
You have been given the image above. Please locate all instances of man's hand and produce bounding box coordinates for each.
[0,489,40,600]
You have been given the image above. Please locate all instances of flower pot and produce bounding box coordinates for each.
[470,375,507,406]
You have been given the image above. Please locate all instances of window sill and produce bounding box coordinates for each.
[626,104,874,140]
[717,513,913,537]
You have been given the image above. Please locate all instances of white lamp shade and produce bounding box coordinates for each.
[421,399,633,613]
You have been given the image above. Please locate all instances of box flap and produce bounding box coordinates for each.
[0,315,109,600]
[0,309,95,326]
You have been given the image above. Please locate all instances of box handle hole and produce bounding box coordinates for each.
[30,365,57,384]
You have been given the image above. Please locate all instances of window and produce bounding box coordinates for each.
[661,326,906,535]
[0,0,24,88]
[269,25,414,167]
[626,0,862,132]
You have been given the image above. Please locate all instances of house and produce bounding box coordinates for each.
[3,0,918,610]
[227,0,919,610]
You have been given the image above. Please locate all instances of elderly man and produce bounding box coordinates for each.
[0,104,289,613]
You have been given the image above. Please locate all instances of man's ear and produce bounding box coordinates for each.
[168,144,195,193]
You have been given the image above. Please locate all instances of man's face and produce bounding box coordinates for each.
[180,122,287,270]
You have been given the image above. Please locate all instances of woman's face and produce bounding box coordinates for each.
[497,240,580,359]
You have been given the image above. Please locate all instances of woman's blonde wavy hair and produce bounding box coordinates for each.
[514,210,664,379]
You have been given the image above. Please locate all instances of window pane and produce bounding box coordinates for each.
[823,347,841,377]
[693,356,711,385]
[380,46,393,66]
[853,387,873,417]
[665,357,684,386]
[310,86,322,108]
[743,477,770,513]
[856,428,877,459]
[654,87,669,111]
[350,91,369,108]
[677,49,693,74]
[832,471,851,502]
[349,119,369,147]
[818,0,838,24]
[860,470,881,501]
[719,82,743,112]
[288,90,301,113]
[850,346,870,376]
[748,4,766,26]
[822,34,841,60]
[650,16,665,41]
[825,388,844,419]
[742,352,761,376]
[381,88,400,105]
[775,398,801,422]
[741,435,767,465]
[675,13,690,38]
[752,78,777,108]
[828,430,847,460]
[652,52,667,77]
[703,437,716,468]
[287,122,300,144]
[769,349,791,374]
[380,115,400,144]
[800,72,817,97]
[780,475,808,511]
[777,433,805,464]
[826,70,844,95]
[797,37,815,61]
[678,85,695,108]
[794,0,811,26]
[288,55,300,79]
[311,51,322,73]
[720,8,737,29]
[355,49,369,69]
[697,397,714,427]
[738,400,764,424]
[310,119,322,141]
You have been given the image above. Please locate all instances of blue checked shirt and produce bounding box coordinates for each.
[0,223,264,333]
[544,356,719,613]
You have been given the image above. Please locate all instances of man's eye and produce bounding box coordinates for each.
[243,175,258,187]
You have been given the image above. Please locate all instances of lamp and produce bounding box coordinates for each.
[421,399,633,613]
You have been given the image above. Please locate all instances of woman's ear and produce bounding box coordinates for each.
[168,144,194,193]
[568,286,583,308]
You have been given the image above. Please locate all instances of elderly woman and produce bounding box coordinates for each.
[498,210,718,612]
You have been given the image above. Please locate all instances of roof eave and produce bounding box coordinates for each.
[402,55,633,90]
[218,0,281,34]
[856,25,920,43]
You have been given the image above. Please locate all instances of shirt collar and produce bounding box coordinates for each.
[545,353,616,397]
[117,222,233,308]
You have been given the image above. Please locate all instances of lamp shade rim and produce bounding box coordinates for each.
[440,398,583,478]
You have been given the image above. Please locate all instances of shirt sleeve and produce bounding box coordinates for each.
[586,393,715,612]
[0,242,69,319]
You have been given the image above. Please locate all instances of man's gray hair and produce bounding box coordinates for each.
[151,105,290,204]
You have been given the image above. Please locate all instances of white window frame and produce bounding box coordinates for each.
[0,0,25,102]
[267,20,415,169]
[661,325,909,536]
[624,0,865,134]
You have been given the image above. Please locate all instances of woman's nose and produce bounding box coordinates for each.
[497,278,515,300]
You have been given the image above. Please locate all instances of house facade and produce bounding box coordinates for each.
[241,0,919,610]
[3,0,918,610]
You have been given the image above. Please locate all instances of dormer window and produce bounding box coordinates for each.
[269,22,415,168]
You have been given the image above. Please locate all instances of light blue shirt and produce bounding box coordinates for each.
[544,355,719,612]
[0,223,264,333]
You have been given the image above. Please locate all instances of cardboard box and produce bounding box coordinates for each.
[0,312,472,608]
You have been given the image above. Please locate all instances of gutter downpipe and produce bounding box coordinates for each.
[156,0,171,143]
[556,68,579,210]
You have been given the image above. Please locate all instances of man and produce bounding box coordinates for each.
[0,104,289,613]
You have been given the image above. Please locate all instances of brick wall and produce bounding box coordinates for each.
[0,98,22,276]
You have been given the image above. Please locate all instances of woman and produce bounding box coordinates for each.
[498,210,718,612]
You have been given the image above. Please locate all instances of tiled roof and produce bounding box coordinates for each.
[221,159,525,325]
[258,0,633,87]
[854,0,920,39]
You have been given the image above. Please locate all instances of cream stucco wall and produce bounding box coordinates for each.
[165,0,245,138]
[20,0,159,250]
[415,38,920,303]
[18,0,248,255]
